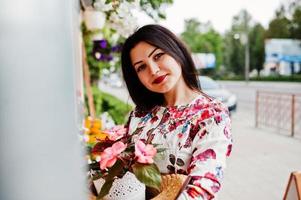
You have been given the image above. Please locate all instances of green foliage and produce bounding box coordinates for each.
[291,7,301,39]
[98,160,124,199]
[249,23,265,73]
[265,4,301,39]
[231,9,252,33]
[219,74,301,82]
[265,16,291,38]
[181,18,223,68]
[132,163,162,191]
[250,74,301,82]
[223,10,253,76]
[181,18,201,49]
[86,87,133,124]
[82,24,115,85]
[97,179,114,199]
[223,31,245,76]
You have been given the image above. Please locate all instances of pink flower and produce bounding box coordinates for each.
[103,125,128,141]
[99,141,127,170]
[135,140,157,164]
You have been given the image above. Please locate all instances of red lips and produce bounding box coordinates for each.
[153,75,167,84]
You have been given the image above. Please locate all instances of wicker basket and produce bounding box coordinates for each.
[151,174,189,200]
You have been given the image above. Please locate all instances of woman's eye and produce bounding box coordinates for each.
[136,64,146,72]
[154,53,164,61]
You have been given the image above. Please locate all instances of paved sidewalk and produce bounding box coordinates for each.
[218,110,301,200]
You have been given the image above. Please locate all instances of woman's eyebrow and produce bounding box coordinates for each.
[133,47,159,67]
[133,60,143,67]
[148,47,158,58]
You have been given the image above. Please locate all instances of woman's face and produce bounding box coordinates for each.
[130,41,182,94]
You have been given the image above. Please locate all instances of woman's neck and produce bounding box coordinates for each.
[163,77,200,107]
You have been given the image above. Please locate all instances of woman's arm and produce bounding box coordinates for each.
[177,109,233,200]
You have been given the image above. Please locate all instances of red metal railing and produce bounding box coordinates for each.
[256,91,301,139]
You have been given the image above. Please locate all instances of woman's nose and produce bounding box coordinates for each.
[149,62,160,75]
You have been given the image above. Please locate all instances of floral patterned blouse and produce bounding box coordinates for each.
[127,93,232,200]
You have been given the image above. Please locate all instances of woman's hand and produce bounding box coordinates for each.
[151,174,188,200]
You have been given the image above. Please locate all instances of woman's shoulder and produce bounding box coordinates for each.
[129,92,229,121]
[130,106,156,118]
[189,93,230,122]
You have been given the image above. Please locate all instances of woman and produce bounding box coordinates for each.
[121,24,232,199]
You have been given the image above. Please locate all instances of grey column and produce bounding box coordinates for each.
[0,0,87,200]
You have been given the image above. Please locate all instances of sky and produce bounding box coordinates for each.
[135,0,286,34]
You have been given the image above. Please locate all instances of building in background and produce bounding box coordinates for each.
[192,53,216,69]
[264,39,301,76]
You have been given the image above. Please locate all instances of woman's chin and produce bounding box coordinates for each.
[150,85,174,94]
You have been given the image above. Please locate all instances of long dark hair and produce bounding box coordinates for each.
[121,24,201,111]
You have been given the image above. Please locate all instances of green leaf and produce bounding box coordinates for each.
[154,151,165,161]
[132,163,162,191]
[158,12,166,19]
[97,160,124,198]
[97,179,114,199]
[106,160,124,180]
[92,171,104,181]
[156,147,167,153]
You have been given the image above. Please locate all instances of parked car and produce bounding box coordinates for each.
[198,76,237,112]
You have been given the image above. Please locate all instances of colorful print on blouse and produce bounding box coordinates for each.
[127,93,233,199]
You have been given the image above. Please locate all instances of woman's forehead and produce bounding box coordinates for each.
[130,42,159,59]
[133,41,157,52]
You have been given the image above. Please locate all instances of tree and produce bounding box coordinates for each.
[180,18,201,52]
[265,5,292,38]
[249,23,265,75]
[223,31,244,76]
[291,6,301,39]
[223,9,252,76]
[181,18,223,69]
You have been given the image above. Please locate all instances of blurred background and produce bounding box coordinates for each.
[1,0,300,199]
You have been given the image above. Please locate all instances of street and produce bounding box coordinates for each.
[219,81,301,113]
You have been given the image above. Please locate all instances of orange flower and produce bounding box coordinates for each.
[84,117,106,144]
